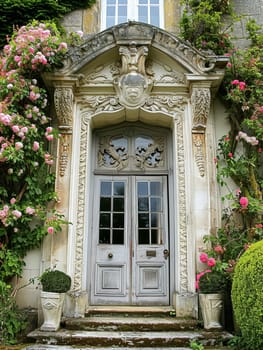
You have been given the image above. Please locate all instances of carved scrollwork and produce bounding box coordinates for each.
[135,136,164,169]
[80,96,123,113]
[54,87,73,127]
[143,96,187,115]
[193,133,206,177]
[191,87,211,130]
[98,136,128,170]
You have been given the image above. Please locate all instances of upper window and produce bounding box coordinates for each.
[101,0,164,30]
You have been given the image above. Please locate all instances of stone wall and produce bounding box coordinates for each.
[61,1,263,48]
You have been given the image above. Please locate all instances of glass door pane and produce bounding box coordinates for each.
[137,179,163,245]
[99,180,125,244]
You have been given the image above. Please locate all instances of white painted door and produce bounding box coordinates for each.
[91,175,169,305]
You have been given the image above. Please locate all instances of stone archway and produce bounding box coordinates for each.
[43,22,227,317]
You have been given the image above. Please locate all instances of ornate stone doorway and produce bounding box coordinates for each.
[43,22,227,316]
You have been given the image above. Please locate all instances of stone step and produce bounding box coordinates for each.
[62,316,198,332]
[27,328,232,348]
[23,346,231,350]
[85,306,176,318]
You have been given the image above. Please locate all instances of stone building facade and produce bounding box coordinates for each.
[16,0,263,320]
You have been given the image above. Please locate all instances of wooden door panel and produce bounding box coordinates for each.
[95,264,127,295]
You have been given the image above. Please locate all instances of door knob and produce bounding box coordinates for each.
[108,252,113,258]
[163,249,169,259]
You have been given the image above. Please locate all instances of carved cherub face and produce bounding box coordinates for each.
[119,73,147,107]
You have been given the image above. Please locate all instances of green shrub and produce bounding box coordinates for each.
[39,269,71,293]
[0,281,27,344]
[0,0,96,48]
[231,240,263,350]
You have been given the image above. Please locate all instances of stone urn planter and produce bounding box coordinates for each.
[199,293,224,330]
[197,270,227,330]
[39,269,71,331]
[40,291,66,331]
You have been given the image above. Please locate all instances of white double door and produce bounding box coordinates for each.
[90,175,170,305]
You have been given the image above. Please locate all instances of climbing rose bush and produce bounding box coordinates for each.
[0,21,68,284]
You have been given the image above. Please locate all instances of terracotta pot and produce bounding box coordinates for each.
[40,291,65,331]
[199,293,224,330]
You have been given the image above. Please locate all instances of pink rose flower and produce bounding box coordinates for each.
[199,253,208,263]
[10,198,16,205]
[15,142,23,150]
[207,257,216,267]
[26,207,35,215]
[12,210,22,218]
[240,196,249,208]
[32,141,39,151]
[47,226,54,234]
[214,245,224,255]
[239,81,246,90]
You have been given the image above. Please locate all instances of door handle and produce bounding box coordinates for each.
[163,249,169,259]
[108,252,113,259]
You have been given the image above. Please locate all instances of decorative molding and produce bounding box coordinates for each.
[73,114,90,291]
[79,96,123,113]
[59,135,70,177]
[191,87,211,130]
[54,87,74,127]
[193,132,206,177]
[142,96,187,115]
[176,117,188,293]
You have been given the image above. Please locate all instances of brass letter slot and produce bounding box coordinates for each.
[146,250,156,257]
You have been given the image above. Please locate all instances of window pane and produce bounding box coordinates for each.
[108,0,116,4]
[119,5,127,16]
[150,6,159,26]
[138,7,148,22]
[119,0,127,4]
[99,229,110,244]
[107,7,115,16]
[138,213,149,228]
[138,197,149,211]
[151,229,159,244]
[113,229,124,244]
[139,0,148,4]
[113,197,124,211]
[100,213,111,228]
[151,213,160,227]
[113,213,124,228]
[101,182,112,196]
[150,0,159,4]
[150,181,161,196]
[114,182,124,195]
[139,229,150,244]
[100,197,111,211]
[151,197,161,211]
[138,182,148,196]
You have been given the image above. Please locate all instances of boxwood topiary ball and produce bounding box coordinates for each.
[231,240,263,350]
[40,270,71,293]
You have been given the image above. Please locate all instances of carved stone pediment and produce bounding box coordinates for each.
[58,22,227,76]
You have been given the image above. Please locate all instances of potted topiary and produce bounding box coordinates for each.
[39,269,71,331]
[196,253,228,330]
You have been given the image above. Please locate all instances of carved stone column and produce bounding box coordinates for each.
[191,85,211,177]
[51,86,74,271]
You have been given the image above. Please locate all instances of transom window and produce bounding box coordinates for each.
[101,0,164,30]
